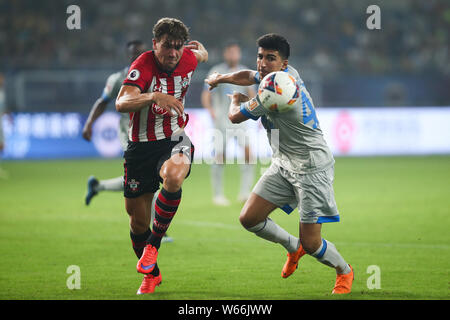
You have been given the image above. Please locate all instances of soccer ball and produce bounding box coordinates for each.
[257,71,300,113]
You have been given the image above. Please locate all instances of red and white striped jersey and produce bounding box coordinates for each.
[122,49,198,142]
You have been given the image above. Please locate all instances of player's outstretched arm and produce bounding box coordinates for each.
[185,40,208,63]
[205,70,257,91]
[228,92,250,124]
[116,85,183,116]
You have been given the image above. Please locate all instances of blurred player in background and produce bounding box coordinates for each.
[201,41,255,205]
[206,33,353,294]
[83,40,145,205]
[116,17,208,294]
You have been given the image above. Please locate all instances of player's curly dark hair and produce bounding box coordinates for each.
[153,17,190,44]
[257,33,290,60]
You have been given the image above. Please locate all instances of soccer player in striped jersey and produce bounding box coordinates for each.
[82,41,173,244]
[205,34,353,294]
[116,18,208,294]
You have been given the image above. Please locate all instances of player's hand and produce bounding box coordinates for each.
[185,40,203,51]
[205,72,221,91]
[186,40,208,62]
[152,92,184,117]
[82,124,92,141]
[228,92,250,104]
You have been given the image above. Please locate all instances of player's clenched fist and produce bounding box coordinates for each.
[152,92,184,117]
[204,72,221,91]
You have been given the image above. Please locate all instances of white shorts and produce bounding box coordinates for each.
[253,162,340,224]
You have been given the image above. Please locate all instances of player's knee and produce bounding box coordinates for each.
[163,172,184,192]
[239,213,250,229]
[239,210,257,230]
[300,236,322,255]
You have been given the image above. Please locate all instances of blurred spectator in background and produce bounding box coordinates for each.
[1,0,448,77]
[1,0,448,108]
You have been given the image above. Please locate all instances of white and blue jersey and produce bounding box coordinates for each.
[240,65,334,174]
[101,67,130,150]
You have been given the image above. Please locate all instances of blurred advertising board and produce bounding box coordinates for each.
[2,107,450,160]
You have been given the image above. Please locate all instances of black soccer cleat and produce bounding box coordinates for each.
[85,176,99,205]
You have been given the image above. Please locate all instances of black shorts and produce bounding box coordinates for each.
[123,132,195,198]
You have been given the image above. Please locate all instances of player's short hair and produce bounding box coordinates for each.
[153,17,189,44]
[126,40,144,48]
[257,33,290,60]
[223,39,240,49]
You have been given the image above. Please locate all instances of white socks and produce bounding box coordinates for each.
[246,218,350,275]
[97,176,124,192]
[211,164,225,197]
[311,239,351,274]
[246,218,299,253]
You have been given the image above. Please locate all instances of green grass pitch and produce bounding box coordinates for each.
[0,156,449,300]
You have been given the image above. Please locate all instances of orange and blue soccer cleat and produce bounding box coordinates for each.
[332,264,354,294]
[282,244,306,278]
[136,244,158,274]
[136,272,162,294]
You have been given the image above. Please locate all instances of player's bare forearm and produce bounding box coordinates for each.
[82,99,108,141]
[86,99,107,124]
[116,85,183,116]
[228,92,250,124]
[116,86,154,112]
[205,70,256,91]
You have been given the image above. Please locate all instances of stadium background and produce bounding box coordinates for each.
[0,0,449,301]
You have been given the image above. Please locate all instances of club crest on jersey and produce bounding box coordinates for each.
[127,179,140,192]
[127,69,140,81]
[248,98,259,111]
[180,75,190,90]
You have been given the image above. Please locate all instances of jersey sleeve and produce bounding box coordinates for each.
[239,96,267,120]
[100,73,120,103]
[253,71,262,84]
[184,48,198,69]
[122,52,152,92]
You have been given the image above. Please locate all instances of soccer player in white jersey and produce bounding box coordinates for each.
[201,41,256,205]
[205,33,354,294]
